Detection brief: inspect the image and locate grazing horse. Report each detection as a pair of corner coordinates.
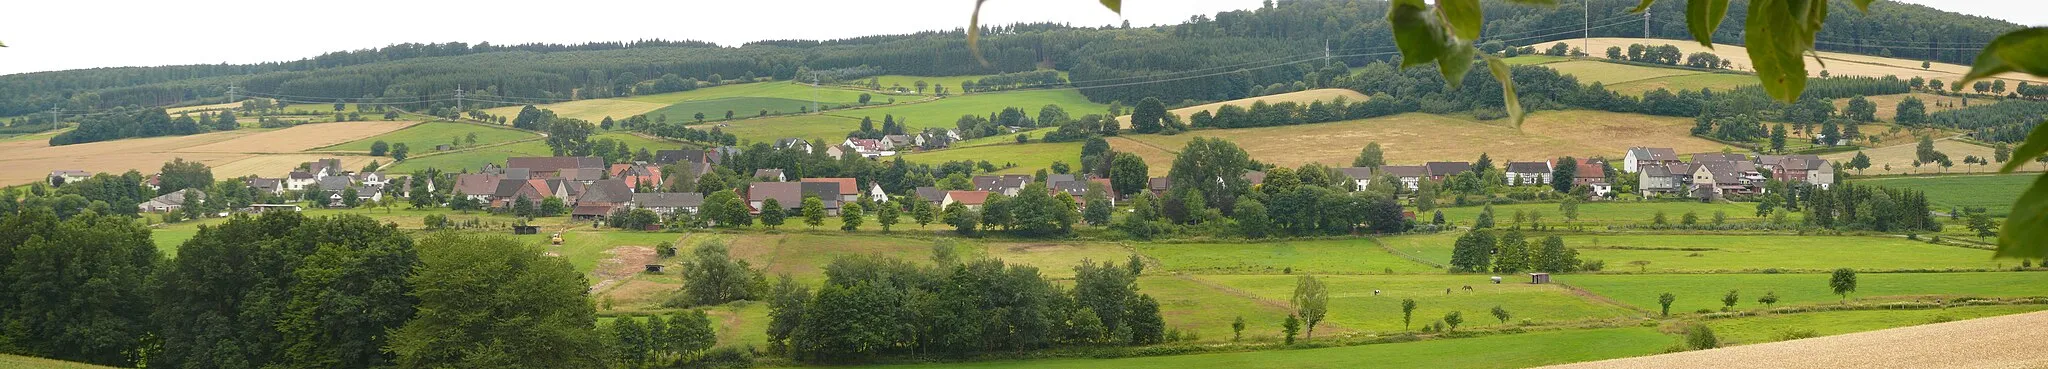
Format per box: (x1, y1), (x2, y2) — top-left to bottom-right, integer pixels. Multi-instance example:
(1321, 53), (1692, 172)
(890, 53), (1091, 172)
(1462, 285), (1475, 292)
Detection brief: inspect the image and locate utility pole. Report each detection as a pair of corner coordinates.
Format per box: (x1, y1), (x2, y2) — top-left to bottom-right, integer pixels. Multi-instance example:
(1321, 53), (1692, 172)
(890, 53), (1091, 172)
(1644, 11), (1652, 39)
(1582, 0), (1589, 55)
(227, 85), (238, 103)
(1324, 39), (1331, 64)
(50, 108), (61, 125)
(455, 87), (466, 113)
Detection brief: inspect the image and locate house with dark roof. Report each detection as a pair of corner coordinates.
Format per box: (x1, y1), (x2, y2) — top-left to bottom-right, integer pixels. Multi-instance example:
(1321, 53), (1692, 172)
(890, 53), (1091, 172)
(914, 186), (948, 205)
(1638, 165), (1683, 197)
(286, 171), (318, 191)
(506, 157), (605, 179)
(1147, 177), (1171, 197)
(654, 149), (722, 166)
(1757, 155), (1834, 189)
(942, 190), (992, 210)
(1690, 153), (1749, 163)
(748, 182), (840, 215)
(1623, 147), (1681, 173)
(973, 175), (1032, 196)
(631, 192), (705, 215)
(246, 177), (285, 195)
(1380, 165), (1429, 190)
(881, 135), (914, 150)
(1688, 160), (1765, 199)
(1424, 162), (1473, 180)
(801, 178), (860, 202)
(453, 173), (500, 201)
(775, 138), (814, 152)
(1504, 162), (1552, 186)
(492, 179), (566, 208)
(139, 189), (205, 213)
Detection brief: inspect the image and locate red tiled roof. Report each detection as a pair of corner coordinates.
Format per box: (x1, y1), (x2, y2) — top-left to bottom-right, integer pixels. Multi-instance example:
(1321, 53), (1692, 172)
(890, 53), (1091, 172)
(946, 190), (992, 205)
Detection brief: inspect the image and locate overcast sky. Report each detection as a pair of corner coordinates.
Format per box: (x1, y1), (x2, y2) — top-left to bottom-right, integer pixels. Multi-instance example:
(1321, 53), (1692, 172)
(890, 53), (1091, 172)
(0, 0), (2039, 76)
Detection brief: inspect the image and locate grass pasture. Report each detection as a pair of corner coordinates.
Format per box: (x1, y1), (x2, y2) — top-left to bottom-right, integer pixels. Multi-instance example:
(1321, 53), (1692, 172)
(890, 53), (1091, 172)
(645, 97), (825, 124)
(1114, 89), (1369, 128)
(479, 99), (668, 124)
(852, 327), (1672, 369)
(1704, 305), (2048, 346)
(902, 141), (1082, 175)
(1198, 274), (1640, 333)
(0, 121), (417, 185)
(322, 121), (537, 153)
(861, 75), (989, 95)
(1859, 174), (2036, 216)
(623, 81), (878, 107)
(1139, 276), (1300, 341)
(381, 139), (551, 173)
(0, 354), (119, 369)
(723, 233), (964, 285)
(1379, 233), (1999, 273)
(1430, 201), (1772, 228)
(1533, 37), (2048, 86)
(1138, 239), (1442, 275)
(838, 89), (1105, 131)
(1106, 137), (1178, 176)
(1542, 60), (1704, 86)
(1562, 272), (2048, 314)
(175, 121), (421, 154)
(692, 114), (862, 145)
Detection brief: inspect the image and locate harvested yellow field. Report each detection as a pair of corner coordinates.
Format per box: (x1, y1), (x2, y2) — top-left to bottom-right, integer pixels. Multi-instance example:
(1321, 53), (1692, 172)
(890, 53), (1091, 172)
(1821, 138), (2030, 176)
(1115, 89), (1369, 128)
(0, 121), (414, 185)
(1832, 93), (1967, 122)
(179, 121), (418, 153)
(210, 154), (383, 179)
(1534, 38), (2046, 86)
(1520, 110), (1732, 155)
(1544, 60), (1704, 85)
(480, 99), (667, 124)
(1105, 137), (1177, 176)
(1127, 111), (1721, 168)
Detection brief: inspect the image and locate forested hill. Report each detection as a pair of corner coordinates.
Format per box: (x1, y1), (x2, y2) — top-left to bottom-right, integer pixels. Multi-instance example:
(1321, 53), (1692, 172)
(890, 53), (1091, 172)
(0, 0), (2020, 118)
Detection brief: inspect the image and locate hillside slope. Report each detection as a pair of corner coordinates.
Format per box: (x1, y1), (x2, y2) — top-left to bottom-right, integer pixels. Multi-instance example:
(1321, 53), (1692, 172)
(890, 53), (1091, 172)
(1115, 89), (1369, 128)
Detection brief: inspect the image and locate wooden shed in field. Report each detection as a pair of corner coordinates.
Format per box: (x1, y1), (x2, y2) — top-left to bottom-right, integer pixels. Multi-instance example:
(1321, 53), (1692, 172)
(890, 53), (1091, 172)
(1529, 273), (1551, 284)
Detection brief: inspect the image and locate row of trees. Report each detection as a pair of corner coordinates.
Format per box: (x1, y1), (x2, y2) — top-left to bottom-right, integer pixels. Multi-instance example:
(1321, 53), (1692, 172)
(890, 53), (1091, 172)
(1448, 230), (1588, 274)
(767, 254), (1166, 362)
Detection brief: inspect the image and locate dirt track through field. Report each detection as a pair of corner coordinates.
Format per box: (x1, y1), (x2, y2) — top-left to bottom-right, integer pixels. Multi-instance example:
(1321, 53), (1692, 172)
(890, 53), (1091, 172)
(1539, 310), (2048, 369)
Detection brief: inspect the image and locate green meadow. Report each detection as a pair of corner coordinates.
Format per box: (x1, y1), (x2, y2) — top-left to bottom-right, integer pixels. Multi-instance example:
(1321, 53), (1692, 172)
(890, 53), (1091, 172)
(902, 141), (1083, 175)
(1860, 174), (2035, 216)
(1431, 201), (1774, 227)
(831, 89), (1106, 130)
(1560, 272), (2048, 313)
(1137, 239), (1442, 275)
(1198, 275), (1640, 333)
(849, 327), (1673, 369)
(643, 97), (827, 123)
(1703, 305), (2048, 346)
(322, 121), (537, 152)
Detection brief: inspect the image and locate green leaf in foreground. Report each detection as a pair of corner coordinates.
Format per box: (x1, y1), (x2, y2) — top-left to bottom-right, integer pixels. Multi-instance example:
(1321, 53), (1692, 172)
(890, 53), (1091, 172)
(2002, 121), (2048, 173)
(1387, 0), (1476, 88)
(1629, 0), (1656, 13)
(1099, 0), (1122, 13)
(1744, 0), (1822, 102)
(1961, 28), (2048, 85)
(1486, 55), (1524, 128)
(1439, 0), (1484, 41)
(1685, 0), (1731, 47)
(1997, 172), (2048, 259)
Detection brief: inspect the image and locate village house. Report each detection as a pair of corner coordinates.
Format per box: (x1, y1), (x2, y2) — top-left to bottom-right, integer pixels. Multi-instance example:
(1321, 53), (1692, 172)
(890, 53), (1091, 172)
(286, 171), (318, 191)
(452, 173), (501, 201)
(1622, 147), (1682, 173)
(1335, 167), (1375, 189)
(775, 138), (814, 153)
(974, 175), (1032, 196)
(571, 179), (635, 220)
(881, 135), (914, 150)
(630, 192), (705, 215)
(1690, 160), (1766, 200)
(942, 190), (992, 210)
(1380, 165), (1428, 191)
(608, 162), (664, 190)
(800, 178), (861, 203)
(492, 179), (570, 208)
(246, 177), (285, 195)
(1424, 162), (1473, 180)
(867, 182), (891, 203)
(48, 170), (91, 186)
(914, 186), (948, 205)
(1637, 164), (1687, 197)
(653, 148), (723, 166)
(748, 181), (843, 215)
(1756, 155), (1835, 189)
(1504, 162), (1552, 186)
(1147, 177), (1171, 197)
(1572, 161), (1607, 186)
(138, 189), (205, 213)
